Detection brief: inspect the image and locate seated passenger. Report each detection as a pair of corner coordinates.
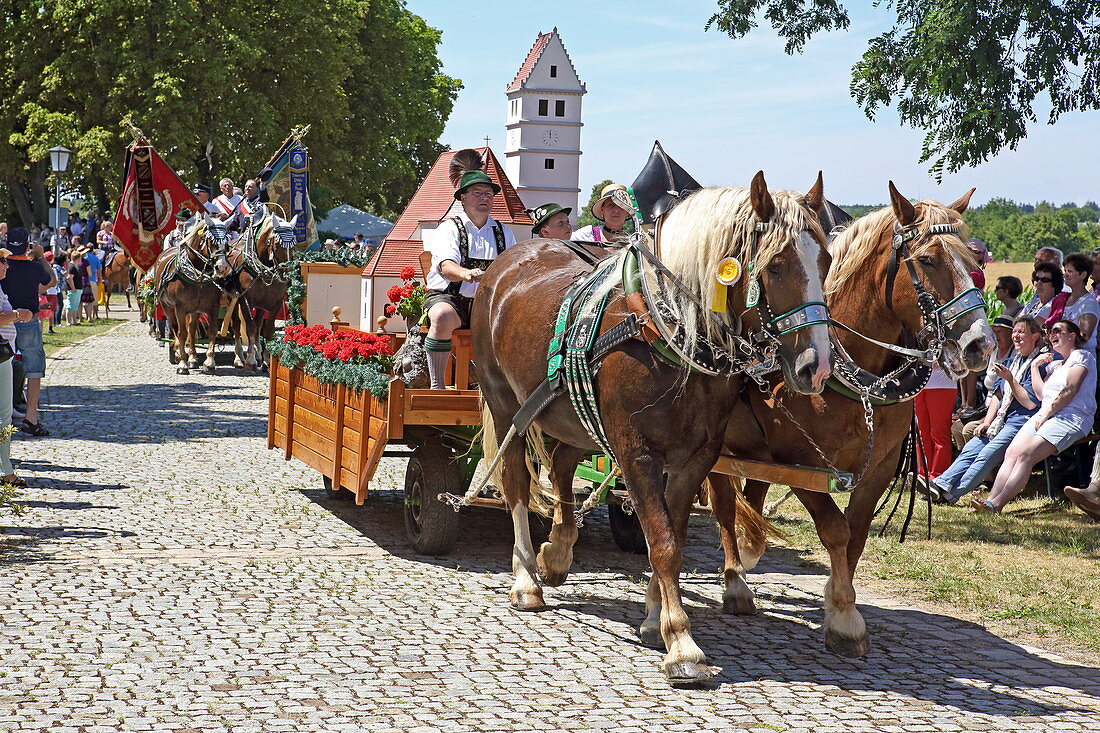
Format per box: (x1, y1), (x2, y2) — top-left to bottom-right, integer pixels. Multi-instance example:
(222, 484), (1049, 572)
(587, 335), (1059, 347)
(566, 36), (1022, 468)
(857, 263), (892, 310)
(931, 317), (1044, 505)
(573, 183), (633, 247)
(972, 319), (1096, 513)
(528, 203), (572, 240)
(423, 149), (517, 390)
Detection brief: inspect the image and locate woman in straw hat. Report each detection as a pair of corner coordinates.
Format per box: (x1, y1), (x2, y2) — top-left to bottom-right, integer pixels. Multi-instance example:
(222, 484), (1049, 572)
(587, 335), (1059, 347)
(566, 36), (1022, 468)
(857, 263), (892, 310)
(573, 182), (633, 247)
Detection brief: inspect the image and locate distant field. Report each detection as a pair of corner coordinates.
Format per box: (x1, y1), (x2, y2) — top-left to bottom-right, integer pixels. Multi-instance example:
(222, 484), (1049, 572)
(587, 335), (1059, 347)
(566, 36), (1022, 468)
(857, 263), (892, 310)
(985, 261), (1034, 285)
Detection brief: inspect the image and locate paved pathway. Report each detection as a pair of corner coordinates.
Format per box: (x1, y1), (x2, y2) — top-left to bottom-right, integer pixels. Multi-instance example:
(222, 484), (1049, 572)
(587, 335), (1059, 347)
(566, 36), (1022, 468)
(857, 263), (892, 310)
(2, 321), (1098, 732)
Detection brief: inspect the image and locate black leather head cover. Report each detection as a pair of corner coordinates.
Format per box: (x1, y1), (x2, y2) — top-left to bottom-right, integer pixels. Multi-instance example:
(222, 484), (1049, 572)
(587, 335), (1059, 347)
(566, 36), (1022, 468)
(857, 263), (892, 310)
(629, 141), (702, 225)
(819, 199), (852, 239)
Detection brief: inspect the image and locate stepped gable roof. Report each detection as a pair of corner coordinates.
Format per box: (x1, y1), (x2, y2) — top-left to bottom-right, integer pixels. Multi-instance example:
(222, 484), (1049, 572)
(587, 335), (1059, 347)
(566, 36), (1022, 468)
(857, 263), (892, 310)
(366, 148), (530, 279)
(508, 31), (551, 92)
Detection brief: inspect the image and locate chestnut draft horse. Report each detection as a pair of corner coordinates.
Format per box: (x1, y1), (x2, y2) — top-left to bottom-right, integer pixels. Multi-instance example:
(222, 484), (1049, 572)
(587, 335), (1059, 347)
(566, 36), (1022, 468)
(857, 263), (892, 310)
(473, 175), (833, 685)
(152, 216), (234, 375)
(102, 249), (133, 317)
(711, 183), (995, 657)
(227, 207), (297, 372)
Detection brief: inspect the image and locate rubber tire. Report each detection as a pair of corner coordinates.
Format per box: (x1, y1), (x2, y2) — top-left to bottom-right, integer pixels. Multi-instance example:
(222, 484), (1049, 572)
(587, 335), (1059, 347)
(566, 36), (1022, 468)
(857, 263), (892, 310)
(404, 440), (461, 555)
(322, 475), (351, 501)
(608, 502), (648, 554)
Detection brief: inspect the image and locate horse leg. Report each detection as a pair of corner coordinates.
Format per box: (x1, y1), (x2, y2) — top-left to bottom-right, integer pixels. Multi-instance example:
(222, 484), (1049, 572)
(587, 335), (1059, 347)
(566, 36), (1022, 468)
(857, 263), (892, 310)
(535, 441), (585, 587)
(492, 417), (544, 611)
(200, 305), (219, 374)
(795, 490), (867, 657)
(171, 312), (189, 375)
(628, 458), (710, 684)
(708, 474), (757, 615)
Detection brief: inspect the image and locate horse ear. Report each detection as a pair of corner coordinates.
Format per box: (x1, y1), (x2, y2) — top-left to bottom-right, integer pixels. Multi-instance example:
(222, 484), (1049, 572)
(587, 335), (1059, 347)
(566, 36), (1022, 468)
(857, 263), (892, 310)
(804, 171), (824, 214)
(888, 181), (917, 227)
(948, 187), (976, 214)
(288, 214), (298, 227)
(750, 171), (775, 222)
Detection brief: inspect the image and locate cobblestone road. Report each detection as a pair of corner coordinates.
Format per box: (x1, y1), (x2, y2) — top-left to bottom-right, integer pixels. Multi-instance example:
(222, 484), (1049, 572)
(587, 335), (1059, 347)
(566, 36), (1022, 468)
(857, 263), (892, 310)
(1, 320), (1098, 732)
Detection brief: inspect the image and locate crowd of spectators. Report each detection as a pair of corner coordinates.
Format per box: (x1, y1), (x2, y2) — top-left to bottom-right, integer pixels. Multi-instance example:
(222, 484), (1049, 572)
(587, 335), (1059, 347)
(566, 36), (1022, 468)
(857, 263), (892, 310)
(917, 242), (1100, 521)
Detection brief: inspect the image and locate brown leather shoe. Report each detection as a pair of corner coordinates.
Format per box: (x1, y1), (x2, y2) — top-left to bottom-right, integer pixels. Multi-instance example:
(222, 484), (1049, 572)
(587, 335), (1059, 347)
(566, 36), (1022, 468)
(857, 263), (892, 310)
(1064, 483), (1100, 520)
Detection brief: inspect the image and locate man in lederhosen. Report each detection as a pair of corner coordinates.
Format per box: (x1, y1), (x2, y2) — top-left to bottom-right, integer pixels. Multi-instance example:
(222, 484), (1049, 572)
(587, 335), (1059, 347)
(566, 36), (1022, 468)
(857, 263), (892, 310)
(423, 149), (517, 390)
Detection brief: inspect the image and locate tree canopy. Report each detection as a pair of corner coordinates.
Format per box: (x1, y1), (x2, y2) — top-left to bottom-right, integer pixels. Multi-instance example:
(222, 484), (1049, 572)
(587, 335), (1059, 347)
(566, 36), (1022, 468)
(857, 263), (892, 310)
(0, 0), (461, 225)
(707, 1), (1100, 179)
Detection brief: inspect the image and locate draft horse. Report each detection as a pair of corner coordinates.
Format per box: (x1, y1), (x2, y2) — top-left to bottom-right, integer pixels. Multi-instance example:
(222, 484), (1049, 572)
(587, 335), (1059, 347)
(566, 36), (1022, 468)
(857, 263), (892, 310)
(153, 216), (234, 375)
(473, 174), (833, 685)
(226, 207), (297, 372)
(712, 183), (995, 656)
(102, 249), (133, 317)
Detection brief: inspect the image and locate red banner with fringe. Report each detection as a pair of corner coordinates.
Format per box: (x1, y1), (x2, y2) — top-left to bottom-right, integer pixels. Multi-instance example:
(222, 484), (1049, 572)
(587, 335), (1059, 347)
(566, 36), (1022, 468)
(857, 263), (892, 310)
(114, 137), (201, 270)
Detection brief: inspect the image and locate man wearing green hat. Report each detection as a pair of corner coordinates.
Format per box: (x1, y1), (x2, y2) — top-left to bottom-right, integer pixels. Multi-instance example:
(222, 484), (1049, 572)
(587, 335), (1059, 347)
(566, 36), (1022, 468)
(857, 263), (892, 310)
(423, 149), (518, 390)
(164, 208), (193, 249)
(529, 203), (573, 239)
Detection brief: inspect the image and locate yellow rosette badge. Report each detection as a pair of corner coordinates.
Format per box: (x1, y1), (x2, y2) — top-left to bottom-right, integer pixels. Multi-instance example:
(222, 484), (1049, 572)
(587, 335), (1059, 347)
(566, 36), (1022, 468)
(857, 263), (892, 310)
(711, 257), (742, 312)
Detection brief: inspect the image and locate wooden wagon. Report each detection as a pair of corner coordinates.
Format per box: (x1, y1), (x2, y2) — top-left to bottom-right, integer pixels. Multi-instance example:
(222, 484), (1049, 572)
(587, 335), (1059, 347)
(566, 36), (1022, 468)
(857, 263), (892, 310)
(268, 307), (850, 556)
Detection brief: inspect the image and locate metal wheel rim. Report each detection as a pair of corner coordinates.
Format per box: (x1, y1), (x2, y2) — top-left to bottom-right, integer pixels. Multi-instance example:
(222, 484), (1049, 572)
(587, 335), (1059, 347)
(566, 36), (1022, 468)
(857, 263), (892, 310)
(408, 472), (424, 534)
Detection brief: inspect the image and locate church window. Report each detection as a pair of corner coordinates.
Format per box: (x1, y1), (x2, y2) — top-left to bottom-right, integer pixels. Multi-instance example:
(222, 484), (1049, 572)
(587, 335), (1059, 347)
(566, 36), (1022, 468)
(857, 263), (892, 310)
(550, 65), (558, 78)
(538, 99), (548, 116)
(555, 100), (565, 117)
(544, 158), (555, 170)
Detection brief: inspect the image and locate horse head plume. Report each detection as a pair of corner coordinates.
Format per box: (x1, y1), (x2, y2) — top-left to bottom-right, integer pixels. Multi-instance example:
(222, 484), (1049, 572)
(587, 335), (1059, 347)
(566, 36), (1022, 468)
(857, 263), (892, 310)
(449, 148), (485, 187)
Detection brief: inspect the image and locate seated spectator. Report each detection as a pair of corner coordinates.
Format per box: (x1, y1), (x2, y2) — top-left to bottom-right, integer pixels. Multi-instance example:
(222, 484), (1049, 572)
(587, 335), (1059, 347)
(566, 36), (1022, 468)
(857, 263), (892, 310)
(1062, 253), (1100, 349)
(972, 319), (1096, 513)
(1021, 262), (1068, 325)
(933, 317), (1044, 504)
(994, 275), (1024, 318)
(1034, 246), (1064, 269)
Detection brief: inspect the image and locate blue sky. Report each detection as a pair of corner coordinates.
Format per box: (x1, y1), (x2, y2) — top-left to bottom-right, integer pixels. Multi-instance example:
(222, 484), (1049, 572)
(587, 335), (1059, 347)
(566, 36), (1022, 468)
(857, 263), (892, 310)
(407, 0), (1098, 207)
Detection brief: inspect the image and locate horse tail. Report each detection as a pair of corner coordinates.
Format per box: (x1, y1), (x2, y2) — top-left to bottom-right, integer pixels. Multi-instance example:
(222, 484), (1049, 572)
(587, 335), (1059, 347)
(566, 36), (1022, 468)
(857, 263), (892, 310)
(730, 478), (784, 552)
(479, 399), (555, 518)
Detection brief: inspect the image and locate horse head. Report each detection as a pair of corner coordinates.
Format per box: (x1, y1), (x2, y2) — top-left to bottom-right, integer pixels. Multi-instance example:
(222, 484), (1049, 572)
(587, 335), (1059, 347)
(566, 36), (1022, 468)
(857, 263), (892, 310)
(202, 214), (234, 280)
(657, 172), (832, 394)
(887, 182), (994, 377)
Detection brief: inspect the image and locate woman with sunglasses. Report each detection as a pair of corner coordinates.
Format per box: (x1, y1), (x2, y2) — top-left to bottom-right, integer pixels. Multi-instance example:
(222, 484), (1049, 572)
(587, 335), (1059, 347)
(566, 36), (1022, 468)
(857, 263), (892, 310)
(973, 319), (1096, 513)
(994, 276), (1023, 318)
(1021, 261), (1068, 326)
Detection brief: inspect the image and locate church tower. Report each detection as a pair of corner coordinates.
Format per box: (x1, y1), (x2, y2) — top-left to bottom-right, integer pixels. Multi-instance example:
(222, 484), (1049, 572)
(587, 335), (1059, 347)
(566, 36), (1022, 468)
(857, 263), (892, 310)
(505, 28), (585, 220)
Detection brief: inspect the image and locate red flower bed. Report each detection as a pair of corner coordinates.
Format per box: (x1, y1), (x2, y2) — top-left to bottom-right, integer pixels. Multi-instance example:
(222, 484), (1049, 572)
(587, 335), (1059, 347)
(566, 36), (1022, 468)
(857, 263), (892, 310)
(284, 324), (394, 364)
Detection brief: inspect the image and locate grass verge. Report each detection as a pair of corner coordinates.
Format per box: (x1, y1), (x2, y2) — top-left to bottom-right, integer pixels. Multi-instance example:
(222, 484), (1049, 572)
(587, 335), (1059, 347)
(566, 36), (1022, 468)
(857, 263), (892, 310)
(763, 483), (1100, 661)
(42, 318), (126, 358)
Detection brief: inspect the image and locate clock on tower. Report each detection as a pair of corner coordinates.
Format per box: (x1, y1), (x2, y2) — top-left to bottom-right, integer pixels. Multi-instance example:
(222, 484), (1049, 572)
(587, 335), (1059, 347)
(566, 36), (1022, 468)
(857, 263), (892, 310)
(541, 129), (559, 147)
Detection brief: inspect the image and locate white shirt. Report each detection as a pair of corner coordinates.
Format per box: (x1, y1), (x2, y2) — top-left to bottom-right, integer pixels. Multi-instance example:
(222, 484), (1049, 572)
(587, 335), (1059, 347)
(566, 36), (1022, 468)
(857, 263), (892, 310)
(426, 213), (516, 298)
(1063, 294), (1100, 351)
(211, 193), (243, 218)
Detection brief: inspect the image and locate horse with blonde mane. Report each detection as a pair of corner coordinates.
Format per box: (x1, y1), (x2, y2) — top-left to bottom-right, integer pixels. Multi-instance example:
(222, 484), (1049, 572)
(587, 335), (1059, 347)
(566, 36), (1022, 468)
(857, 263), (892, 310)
(710, 182), (995, 657)
(472, 173), (832, 685)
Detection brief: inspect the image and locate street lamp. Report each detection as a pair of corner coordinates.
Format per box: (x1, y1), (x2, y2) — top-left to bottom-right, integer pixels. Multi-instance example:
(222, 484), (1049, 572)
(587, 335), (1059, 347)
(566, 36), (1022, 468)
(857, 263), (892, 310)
(48, 145), (72, 229)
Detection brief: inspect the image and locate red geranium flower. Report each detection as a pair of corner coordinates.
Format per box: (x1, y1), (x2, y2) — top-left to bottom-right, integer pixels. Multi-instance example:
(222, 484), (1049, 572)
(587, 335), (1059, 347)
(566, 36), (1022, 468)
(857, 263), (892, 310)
(399, 266), (417, 281)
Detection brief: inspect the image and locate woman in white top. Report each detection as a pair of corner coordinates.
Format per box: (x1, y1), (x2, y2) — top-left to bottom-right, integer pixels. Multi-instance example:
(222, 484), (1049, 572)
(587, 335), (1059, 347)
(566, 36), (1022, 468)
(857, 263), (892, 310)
(975, 319), (1096, 512)
(1061, 253), (1100, 350)
(573, 183), (632, 247)
(0, 248), (37, 485)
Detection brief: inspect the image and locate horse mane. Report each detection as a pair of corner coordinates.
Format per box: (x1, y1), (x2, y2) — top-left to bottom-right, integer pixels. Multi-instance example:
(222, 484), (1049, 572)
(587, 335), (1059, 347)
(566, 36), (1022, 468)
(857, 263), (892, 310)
(658, 186), (823, 349)
(825, 200), (973, 297)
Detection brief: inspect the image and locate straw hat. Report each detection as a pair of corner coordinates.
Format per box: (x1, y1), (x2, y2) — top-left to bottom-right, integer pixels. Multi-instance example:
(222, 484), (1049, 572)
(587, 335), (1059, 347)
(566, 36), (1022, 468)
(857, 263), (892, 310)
(592, 183), (634, 222)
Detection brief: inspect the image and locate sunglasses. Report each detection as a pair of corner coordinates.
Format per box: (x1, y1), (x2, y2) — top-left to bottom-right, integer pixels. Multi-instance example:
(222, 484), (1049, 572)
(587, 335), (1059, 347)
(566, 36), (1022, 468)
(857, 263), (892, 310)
(1049, 327), (1070, 335)
(1033, 277), (1053, 283)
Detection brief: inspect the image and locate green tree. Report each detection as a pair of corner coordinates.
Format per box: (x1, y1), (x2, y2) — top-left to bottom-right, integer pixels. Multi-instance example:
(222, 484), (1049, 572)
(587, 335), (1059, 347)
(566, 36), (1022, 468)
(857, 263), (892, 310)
(707, 1), (1100, 179)
(0, 0), (459, 225)
(576, 179), (614, 228)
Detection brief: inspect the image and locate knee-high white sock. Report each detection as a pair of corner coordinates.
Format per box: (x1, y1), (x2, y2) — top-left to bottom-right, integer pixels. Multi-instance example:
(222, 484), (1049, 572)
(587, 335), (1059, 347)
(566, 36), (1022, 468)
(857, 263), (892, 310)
(424, 338), (451, 390)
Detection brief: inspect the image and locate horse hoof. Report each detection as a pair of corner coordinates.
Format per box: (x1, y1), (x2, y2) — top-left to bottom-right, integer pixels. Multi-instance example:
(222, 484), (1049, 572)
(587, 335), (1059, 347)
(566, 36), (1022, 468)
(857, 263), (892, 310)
(509, 592), (546, 612)
(722, 594), (758, 615)
(664, 661), (714, 687)
(638, 625), (664, 649)
(176, 367), (190, 375)
(200, 366), (215, 375)
(825, 628), (871, 658)
(536, 548), (571, 587)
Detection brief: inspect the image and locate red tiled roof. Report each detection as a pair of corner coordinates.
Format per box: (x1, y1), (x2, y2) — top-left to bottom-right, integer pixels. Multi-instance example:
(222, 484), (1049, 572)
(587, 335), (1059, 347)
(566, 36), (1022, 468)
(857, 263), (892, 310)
(364, 239), (423, 278)
(384, 147), (531, 244)
(507, 31), (552, 92)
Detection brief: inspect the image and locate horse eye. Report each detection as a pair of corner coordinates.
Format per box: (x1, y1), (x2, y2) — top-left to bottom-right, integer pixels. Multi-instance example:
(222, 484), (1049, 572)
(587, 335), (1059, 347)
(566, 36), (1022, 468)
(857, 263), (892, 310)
(766, 264), (781, 276)
(917, 256), (935, 266)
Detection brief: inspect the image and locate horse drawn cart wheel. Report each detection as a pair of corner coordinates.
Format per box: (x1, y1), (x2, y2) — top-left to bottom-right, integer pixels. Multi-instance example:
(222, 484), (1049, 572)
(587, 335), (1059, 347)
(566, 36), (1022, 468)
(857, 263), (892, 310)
(608, 502), (647, 554)
(322, 475), (351, 501)
(403, 439), (461, 555)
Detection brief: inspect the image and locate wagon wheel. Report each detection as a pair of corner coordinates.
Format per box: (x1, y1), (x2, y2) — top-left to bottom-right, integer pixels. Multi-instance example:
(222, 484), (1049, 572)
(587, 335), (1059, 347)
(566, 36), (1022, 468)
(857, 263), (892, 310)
(608, 502), (648, 554)
(322, 475), (351, 501)
(403, 439), (461, 555)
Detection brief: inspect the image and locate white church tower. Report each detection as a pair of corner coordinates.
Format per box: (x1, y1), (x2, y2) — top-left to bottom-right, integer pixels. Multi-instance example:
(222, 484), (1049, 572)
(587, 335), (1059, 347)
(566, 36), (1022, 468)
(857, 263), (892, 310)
(505, 28), (585, 220)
